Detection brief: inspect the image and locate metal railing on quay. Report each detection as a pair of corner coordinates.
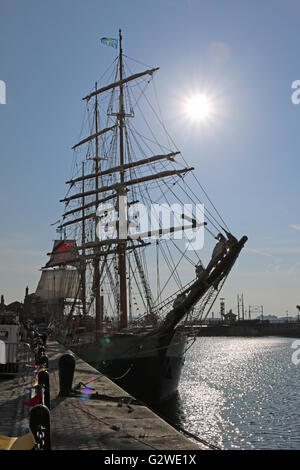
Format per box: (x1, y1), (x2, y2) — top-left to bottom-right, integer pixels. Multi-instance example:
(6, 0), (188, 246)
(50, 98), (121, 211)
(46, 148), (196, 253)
(0, 341), (33, 376)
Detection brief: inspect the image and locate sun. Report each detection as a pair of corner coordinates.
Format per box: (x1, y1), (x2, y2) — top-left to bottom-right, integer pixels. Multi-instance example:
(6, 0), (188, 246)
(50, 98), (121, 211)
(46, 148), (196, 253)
(185, 94), (211, 121)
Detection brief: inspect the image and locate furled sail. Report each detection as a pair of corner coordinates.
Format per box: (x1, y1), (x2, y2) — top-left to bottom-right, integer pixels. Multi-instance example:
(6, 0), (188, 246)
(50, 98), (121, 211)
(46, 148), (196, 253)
(35, 268), (81, 301)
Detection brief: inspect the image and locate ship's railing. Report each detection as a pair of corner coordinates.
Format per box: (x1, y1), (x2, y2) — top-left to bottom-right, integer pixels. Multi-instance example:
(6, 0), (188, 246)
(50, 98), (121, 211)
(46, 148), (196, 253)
(0, 341), (33, 376)
(138, 277), (198, 321)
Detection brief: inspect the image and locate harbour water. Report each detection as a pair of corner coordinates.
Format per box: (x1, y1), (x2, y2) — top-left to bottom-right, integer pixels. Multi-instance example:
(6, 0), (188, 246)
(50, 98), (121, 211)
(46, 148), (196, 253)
(157, 336), (300, 450)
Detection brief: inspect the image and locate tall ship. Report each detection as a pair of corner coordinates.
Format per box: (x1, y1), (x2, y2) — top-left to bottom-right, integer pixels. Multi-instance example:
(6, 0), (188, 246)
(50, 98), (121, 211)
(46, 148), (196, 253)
(38, 30), (247, 405)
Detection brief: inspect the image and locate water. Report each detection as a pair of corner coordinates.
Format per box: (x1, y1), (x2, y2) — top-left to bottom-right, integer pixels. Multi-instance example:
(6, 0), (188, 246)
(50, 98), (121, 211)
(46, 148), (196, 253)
(159, 336), (300, 450)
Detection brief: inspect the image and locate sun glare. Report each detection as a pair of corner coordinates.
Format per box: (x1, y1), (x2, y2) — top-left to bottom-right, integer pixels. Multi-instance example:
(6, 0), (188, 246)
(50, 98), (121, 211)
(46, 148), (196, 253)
(185, 94), (211, 121)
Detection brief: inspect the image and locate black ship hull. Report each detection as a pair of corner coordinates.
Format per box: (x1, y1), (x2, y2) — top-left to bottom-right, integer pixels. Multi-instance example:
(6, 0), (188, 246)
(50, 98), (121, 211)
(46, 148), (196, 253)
(69, 328), (187, 405)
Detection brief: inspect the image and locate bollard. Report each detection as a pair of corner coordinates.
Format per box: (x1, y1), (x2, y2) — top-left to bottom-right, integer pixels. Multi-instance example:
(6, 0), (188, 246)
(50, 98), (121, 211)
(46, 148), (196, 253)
(58, 353), (75, 396)
(38, 370), (50, 410)
(29, 404), (51, 450)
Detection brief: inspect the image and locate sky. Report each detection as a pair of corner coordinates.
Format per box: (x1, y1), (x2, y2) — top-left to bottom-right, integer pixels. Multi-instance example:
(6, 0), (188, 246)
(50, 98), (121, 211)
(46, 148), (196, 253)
(0, 0), (299, 317)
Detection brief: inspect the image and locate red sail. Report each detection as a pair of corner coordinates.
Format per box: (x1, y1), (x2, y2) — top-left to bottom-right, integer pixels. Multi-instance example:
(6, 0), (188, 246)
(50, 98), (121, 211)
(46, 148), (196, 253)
(45, 240), (78, 268)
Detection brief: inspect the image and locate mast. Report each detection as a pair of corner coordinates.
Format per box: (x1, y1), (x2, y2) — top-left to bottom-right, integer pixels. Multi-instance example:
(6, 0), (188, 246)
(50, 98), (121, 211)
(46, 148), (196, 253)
(118, 28), (128, 329)
(94, 82), (102, 336)
(81, 161), (86, 315)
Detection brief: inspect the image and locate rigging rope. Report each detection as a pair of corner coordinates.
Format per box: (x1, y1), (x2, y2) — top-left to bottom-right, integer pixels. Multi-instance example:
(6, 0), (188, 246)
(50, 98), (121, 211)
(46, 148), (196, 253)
(151, 76), (231, 233)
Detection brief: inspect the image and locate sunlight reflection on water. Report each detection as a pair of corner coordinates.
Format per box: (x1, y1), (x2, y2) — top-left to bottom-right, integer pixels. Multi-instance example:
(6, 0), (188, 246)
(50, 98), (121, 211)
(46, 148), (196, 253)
(169, 337), (300, 449)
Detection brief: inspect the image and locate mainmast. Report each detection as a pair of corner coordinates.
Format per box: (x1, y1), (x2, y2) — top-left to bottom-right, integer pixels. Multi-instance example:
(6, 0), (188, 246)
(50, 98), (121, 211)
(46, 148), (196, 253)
(118, 28), (128, 329)
(94, 82), (102, 336)
(81, 161), (86, 316)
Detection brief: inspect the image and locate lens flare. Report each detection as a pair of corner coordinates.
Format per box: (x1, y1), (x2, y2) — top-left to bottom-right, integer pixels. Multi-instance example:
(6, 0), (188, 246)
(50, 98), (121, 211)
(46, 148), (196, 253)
(79, 375), (95, 403)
